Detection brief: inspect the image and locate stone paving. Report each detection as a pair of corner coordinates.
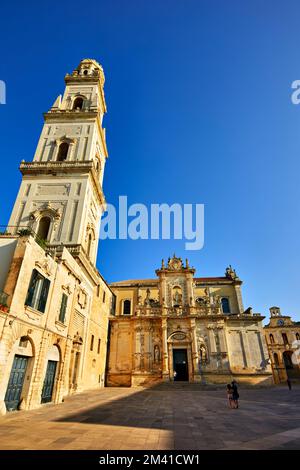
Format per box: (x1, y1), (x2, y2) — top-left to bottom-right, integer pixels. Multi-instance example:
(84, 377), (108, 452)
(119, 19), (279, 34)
(0, 383), (300, 450)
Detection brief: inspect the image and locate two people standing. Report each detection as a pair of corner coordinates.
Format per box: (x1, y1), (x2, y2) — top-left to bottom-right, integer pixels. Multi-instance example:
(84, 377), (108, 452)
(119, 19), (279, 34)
(227, 380), (239, 409)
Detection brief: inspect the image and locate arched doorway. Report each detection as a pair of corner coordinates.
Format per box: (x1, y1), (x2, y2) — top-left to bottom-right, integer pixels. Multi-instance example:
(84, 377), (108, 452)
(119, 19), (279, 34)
(4, 336), (34, 411)
(41, 345), (60, 404)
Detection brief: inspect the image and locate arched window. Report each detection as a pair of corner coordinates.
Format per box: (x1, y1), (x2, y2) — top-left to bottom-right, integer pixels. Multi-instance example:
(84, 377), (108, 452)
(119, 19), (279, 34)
(73, 97), (84, 110)
(37, 216), (51, 241)
(273, 353), (279, 367)
(221, 297), (230, 314)
(269, 334), (275, 344)
(296, 333), (300, 341)
(123, 300), (131, 315)
(57, 142), (69, 161)
(282, 333), (289, 345)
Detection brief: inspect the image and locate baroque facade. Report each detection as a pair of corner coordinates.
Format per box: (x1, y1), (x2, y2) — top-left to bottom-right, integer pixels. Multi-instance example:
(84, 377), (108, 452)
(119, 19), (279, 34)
(264, 307), (300, 384)
(0, 57), (281, 415)
(0, 59), (113, 414)
(107, 256), (273, 387)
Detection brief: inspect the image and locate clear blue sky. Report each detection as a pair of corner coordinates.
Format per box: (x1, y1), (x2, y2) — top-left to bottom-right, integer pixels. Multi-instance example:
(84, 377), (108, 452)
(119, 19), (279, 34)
(1, 1), (300, 322)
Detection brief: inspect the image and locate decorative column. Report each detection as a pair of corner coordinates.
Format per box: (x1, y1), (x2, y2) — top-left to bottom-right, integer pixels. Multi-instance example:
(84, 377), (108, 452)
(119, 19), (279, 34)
(190, 319), (200, 380)
(186, 273), (195, 308)
(162, 319), (169, 380)
(160, 274), (168, 316)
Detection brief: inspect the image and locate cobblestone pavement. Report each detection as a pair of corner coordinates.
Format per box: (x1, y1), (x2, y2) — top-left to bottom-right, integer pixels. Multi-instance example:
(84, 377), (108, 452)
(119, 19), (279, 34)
(0, 383), (300, 450)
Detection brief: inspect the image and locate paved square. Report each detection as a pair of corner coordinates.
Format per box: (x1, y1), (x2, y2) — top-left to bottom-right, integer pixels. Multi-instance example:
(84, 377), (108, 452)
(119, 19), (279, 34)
(0, 383), (300, 450)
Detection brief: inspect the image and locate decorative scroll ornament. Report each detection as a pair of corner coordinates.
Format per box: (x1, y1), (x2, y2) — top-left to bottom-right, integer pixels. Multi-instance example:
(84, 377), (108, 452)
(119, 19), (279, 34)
(35, 259), (52, 277)
(167, 255), (183, 271)
(171, 332), (186, 341)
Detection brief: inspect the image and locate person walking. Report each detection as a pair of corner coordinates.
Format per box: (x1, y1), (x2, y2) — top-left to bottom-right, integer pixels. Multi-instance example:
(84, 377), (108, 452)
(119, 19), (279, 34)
(287, 378), (292, 390)
(231, 380), (239, 409)
(226, 384), (234, 409)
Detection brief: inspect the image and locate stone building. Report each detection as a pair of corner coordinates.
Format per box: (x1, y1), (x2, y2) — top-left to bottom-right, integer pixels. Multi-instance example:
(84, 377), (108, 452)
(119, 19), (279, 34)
(264, 307), (300, 384)
(107, 256), (273, 387)
(0, 59), (113, 414)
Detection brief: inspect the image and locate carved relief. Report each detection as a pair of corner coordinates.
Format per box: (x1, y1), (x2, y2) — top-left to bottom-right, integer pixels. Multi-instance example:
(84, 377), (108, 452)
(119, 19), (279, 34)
(77, 289), (87, 309)
(35, 259), (52, 277)
(35, 184), (70, 196)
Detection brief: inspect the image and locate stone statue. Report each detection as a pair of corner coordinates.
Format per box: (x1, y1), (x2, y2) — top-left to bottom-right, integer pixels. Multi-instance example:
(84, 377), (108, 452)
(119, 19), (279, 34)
(200, 344), (207, 363)
(154, 345), (160, 363)
(225, 265), (239, 280)
(173, 289), (182, 306)
(144, 288), (151, 306)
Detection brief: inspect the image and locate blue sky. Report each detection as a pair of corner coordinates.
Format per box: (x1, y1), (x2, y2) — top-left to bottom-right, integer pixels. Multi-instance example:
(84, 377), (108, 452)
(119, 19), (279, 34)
(1, 0), (300, 322)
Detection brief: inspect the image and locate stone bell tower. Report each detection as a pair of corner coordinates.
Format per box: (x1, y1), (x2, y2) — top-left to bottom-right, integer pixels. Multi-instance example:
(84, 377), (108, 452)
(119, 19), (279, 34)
(8, 59), (108, 265)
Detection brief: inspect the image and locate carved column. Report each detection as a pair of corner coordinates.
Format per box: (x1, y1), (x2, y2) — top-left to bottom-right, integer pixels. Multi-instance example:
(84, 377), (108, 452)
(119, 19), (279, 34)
(190, 319), (200, 379)
(160, 274), (167, 311)
(162, 319), (169, 379)
(186, 274), (195, 307)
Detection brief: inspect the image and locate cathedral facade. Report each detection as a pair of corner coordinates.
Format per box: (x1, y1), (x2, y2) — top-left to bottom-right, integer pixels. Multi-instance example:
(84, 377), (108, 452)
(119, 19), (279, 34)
(107, 256), (273, 387)
(0, 58), (274, 415)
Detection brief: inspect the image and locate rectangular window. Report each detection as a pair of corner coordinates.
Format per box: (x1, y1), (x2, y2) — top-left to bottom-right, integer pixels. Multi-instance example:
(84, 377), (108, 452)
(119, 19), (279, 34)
(25, 269), (50, 313)
(110, 294), (116, 316)
(59, 293), (68, 323)
(90, 334), (94, 351)
(97, 285), (101, 297)
(103, 291), (106, 303)
(97, 339), (101, 354)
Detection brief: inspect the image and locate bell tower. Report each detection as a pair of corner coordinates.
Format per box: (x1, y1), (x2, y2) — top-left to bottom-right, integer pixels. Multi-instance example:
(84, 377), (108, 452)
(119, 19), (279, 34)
(8, 59), (108, 265)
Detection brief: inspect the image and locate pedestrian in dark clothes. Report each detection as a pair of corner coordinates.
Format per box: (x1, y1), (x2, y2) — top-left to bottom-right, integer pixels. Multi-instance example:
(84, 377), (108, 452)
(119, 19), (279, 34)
(231, 380), (239, 409)
(287, 378), (292, 390)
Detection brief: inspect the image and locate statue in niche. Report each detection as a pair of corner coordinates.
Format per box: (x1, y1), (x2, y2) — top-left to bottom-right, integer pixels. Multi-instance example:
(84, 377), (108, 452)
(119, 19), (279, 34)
(144, 288), (151, 306)
(199, 344), (207, 363)
(173, 288), (182, 306)
(154, 345), (160, 364)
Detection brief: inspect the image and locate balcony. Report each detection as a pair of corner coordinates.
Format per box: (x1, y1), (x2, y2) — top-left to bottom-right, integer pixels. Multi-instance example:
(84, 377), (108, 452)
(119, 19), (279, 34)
(0, 225), (47, 250)
(20, 160), (94, 175)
